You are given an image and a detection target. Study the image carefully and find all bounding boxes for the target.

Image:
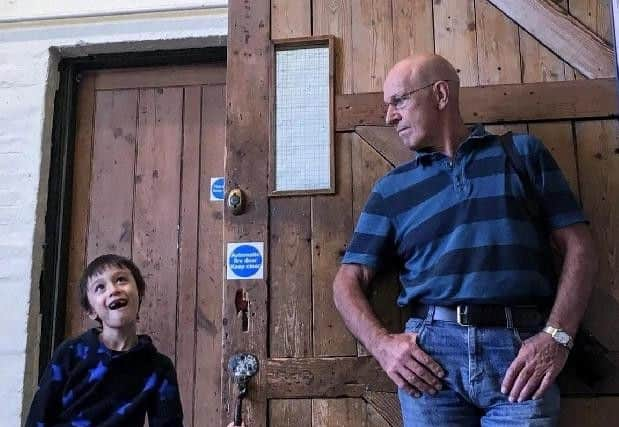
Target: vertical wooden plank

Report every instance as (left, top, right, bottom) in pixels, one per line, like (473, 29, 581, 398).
(66, 73, 96, 337)
(271, 0, 311, 39)
(133, 87, 183, 359)
(269, 197, 312, 358)
(312, 398, 367, 427)
(270, 0, 312, 360)
(433, 0, 479, 86)
(312, 134, 357, 357)
(475, 0, 521, 84)
(351, 0, 395, 92)
(528, 122, 580, 199)
(352, 133, 401, 354)
(87, 89, 138, 261)
(575, 119, 619, 349)
(86, 86, 138, 353)
(269, 400, 312, 427)
(270, 4, 314, 425)
(223, 1, 270, 425)
(569, 0, 613, 44)
(392, 0, 434, 60)
(313, 0, 354, 94)
(175, 86, 201, 427)
(194, 83, 226, 425)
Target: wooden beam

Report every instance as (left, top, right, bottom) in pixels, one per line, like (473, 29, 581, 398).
(355, 126, 411, 166)
(265, 357, 395, 398)
(336, 78, 619, 130)
(487, 0, 614, 78)
(264, 349, 619, 399)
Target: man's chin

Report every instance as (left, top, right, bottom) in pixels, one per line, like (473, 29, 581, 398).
(401, 139, 420, 151)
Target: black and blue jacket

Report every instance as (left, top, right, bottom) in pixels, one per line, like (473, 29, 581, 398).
(26, 328, 183, 427)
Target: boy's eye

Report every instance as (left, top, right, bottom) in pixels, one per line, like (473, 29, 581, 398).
(116, 276, 127, 283)
(94, 284, 104, 292)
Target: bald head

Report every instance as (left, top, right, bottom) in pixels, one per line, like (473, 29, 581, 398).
(383, 53, 467, 152)
(387, 53, 460, 97)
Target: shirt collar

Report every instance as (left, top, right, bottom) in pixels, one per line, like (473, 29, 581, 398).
(414, 124, 490, 165)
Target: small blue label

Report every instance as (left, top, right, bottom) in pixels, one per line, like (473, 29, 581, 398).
(228, 244, 263, 278)
(211, 177, 225, 201)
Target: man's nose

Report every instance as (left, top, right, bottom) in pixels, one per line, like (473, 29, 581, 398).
(385, 104, 400, 125)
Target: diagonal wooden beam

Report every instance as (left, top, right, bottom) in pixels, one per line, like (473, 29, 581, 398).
(488, 0, 614, 78)
(363, 392, 403, 426)
(355, 126, 411, 167)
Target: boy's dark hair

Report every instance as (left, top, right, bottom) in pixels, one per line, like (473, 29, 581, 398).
(79, 254, 146, 312)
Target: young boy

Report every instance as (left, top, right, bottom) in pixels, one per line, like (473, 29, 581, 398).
(26, 254, 183, 426)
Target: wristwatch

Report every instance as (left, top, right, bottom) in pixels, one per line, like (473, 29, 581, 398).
(543, 325, 574, 350)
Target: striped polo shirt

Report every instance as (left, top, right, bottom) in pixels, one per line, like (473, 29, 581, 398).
(342, 125, 586, 306)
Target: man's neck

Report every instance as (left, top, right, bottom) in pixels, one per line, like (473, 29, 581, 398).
(99, 324, 138, 351)
(435, 118, 470, 158)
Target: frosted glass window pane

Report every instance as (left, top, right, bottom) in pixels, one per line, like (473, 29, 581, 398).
(275, 46, 331, 192)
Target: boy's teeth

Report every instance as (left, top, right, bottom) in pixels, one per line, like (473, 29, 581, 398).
(109, 299, 128, 310)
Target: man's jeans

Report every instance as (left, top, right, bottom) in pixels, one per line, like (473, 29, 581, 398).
(398, 307, 560, 427)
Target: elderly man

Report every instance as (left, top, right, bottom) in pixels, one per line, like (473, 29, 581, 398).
(333, 53, 597, 426)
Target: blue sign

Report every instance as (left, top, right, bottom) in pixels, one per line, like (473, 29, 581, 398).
(227, 243, 264, 279)
(211, 177, 225, 201)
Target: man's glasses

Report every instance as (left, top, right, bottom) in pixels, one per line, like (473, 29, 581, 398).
(385, 80, 452, 110)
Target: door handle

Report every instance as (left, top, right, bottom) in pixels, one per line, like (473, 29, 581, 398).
(227, 188, 245, 215)
(227, 352, 259, 426)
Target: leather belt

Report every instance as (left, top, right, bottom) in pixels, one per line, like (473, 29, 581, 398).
(410, 304, 546, 328)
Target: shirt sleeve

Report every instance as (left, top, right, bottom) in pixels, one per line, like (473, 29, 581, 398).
(25, 341, 72, 427)
(520, 135, 587, 230)
(342, 182, 396, 270)
(148, 356, 184, 427)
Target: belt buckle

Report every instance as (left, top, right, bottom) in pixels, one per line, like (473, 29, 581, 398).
(456, 305, 469, 326)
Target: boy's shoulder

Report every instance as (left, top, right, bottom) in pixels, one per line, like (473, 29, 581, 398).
(52, 329, 99, 358)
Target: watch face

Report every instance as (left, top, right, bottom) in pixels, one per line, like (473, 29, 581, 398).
(555, 331, 570, 345)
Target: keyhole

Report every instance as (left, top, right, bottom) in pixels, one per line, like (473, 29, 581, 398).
(235, 289, 249, 332)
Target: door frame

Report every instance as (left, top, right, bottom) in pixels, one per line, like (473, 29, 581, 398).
(40, 46, 227, 377)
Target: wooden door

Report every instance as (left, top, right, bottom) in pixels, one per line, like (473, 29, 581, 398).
(65, 64, 226, 427)
(222, 2, 405, 425)
(224, 1, 619, 426)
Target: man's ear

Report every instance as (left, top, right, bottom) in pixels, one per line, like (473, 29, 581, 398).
(435, 81, 450, 110)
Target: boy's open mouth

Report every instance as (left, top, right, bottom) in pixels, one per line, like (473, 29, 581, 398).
(108, 299, 128, 310)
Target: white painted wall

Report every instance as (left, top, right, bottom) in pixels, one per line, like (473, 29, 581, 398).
(1, 0, 224, 21)
(0, 4, 227, 425)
